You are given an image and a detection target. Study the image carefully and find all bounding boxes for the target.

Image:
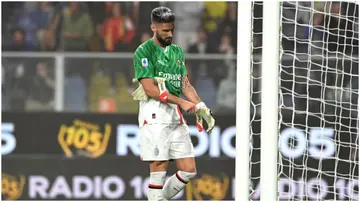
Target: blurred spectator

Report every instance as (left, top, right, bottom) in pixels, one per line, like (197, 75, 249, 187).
(168, 2, 204, 51)
(62, 2, 94, 51)
(188, 29, 215, 54)
(187, 28, 215, 82)
(203, 2, 228, 52)
(121, 2, 140, 24)
(215, 66, 236, 114)
(14, 2, 52, 50)
(8, 64, 29, 111)
(218, 33, 234, 54)
(27, 61, 54, 111)
(8, 28, 28, 51)
(37, 2, 56, 51)
(64, 70, 86, 112)
(89, 24, 105, 52)
(224, 2, 237, 52)
(217, 33, 235, 85)
(194, 64, 216, 110)
(140, 32, 151, 43)
(101, 3, 135, 52)
(47, 2, 68, 50)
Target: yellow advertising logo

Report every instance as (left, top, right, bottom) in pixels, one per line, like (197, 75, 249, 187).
(186, 173, 230, 200)
(58, 119, 111, 158)
(2, 173, 25, 200)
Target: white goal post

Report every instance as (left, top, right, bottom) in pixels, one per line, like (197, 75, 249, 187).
(260, 0, 280, 201)
(236, 0, 252, 201)
(237, 0, 359, 201)
(236, 0, 280, 200)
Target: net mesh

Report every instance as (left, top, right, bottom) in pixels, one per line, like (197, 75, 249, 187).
(250, 1, 359, 200)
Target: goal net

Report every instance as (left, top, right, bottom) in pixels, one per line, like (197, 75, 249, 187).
(249, 1, 359, 200)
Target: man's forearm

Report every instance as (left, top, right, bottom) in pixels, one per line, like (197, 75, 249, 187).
(144, 83, 185, 106)
(181, 75, 201, 104)
(183, 86, 201, 104)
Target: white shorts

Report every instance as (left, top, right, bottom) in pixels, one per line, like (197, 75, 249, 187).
(139, 123, 195, 161)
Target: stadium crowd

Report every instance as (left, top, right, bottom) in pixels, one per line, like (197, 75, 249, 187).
(2, 2, 238, 53)
(2, 2, 358, 117)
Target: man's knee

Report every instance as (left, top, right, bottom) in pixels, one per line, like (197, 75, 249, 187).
(181, 165, 197, 173)
(149, 161, 169, 172)
(176, 157, 197, 173)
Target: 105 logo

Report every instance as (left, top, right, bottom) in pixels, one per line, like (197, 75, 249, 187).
(58, 119, 111, 158)
(186, 173, 230, 200)
(2, 173, 25, 200)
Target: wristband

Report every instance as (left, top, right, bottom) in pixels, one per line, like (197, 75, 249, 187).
(195, 102, 206, 111)
(155, 77, 168, 103)
(159, 91, 168, 103)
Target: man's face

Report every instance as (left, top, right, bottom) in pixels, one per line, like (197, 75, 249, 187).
(70, 2, 79, 12)
(36, 63, 48, 77)
(198, 30, 206, 43)
(153, 22, 174, 46)
(13, 31, 24, 43)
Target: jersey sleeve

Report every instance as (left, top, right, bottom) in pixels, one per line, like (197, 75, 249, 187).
(133, 47, 154, 80)
(179, 48, 188, 76)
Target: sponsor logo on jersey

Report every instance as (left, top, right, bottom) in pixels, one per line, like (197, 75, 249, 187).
(141, 58, 148, 68)
(158, 72, 182, 88)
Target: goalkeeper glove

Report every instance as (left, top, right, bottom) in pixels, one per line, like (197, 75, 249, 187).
(195, 102, 215, 134)
(131, 79, 148, 101)
(132, 85, 148, 101)
(131, 77, 168, 102)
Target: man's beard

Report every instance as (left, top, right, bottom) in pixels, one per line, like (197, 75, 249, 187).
(156, 33, 172, 47)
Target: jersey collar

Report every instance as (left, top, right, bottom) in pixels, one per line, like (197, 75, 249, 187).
(150, 39, 169, 52)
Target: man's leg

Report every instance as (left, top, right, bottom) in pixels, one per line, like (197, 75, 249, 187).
(148, 161, 169, 201)
(162, 124, 197, 200)
(139, 124, 171, 201)
(163, 157, 197, 199)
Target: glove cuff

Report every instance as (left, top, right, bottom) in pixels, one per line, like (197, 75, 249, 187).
(195, 102, 206, 111)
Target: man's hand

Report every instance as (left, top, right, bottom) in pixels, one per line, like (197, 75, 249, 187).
(195, 102, 215, 134)
(180, 100, 196, 113)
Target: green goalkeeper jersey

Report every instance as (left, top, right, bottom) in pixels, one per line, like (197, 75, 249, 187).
(133, 39, 187, 97)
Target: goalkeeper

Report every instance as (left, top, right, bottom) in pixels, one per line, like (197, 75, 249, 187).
(132, 6, 215, 201)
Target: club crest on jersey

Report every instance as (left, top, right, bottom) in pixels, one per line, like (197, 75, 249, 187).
(177, 59, 181, 67)
(154, 146, 159, 156)
(141, 58, 148, 68)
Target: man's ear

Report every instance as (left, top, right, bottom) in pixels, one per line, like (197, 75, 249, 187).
(150, 23, 156, 32)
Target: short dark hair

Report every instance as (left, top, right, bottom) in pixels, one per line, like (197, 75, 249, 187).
(151, 6, 175, 23)
(12, 28, 25, 36)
